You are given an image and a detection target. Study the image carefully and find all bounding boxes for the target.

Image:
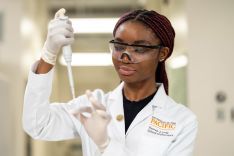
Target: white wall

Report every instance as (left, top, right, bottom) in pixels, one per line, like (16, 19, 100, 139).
(0, 77, 13, 156)
(0, 1, 25, 156)
(187, 0, 234, 155)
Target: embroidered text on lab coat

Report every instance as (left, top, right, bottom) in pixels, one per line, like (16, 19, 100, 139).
(147, 116, 176, 137)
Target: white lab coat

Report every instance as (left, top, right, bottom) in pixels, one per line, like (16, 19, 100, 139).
(23, 62, 198, 156)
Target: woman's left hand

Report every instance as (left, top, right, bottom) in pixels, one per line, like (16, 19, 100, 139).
(70, 90, 111, 152)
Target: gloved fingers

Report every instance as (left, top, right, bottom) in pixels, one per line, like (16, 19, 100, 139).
(80, 108, 111, 124)
(49, 29, 74, 40)
(79, 112, 88, 125)
(61, 37, 74, 46)
(86, 90, 106, 111)
(48, 21, 74, 33)
(51, 18, 72, 26)
(47, 29, 74, 41)
(70, 106, 92, 115)
(96, 110, 112, 122)
(65, 20, 74, 32)
(53, 28, 74, 38)
(46, 36, 73, 49)
(69, 106, 93, 120)
(45, 38, 73, 53)
(90, 97, 105, 111)
(66, 19, 72, 25)
(53, 23, 73, 33)
(48, 18, 64, 29)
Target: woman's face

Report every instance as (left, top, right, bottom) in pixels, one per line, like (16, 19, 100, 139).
(112, 20, 162, 84)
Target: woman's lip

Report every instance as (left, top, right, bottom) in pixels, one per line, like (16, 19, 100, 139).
(118, 65, 136, 76)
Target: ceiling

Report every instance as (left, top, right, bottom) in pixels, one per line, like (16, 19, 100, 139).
(48, 0, 145, 18)
(45, 0, 187, 56)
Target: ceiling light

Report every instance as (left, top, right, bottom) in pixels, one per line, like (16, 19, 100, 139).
(70, 18, 119, 34)
(171, 17, 188, 34)
(20, 18, 34, 37)
(59, 52, 113, 66)
(168, 55, 188, 69)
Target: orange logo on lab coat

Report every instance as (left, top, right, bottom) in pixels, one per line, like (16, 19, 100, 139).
(150, 117, 176, 130)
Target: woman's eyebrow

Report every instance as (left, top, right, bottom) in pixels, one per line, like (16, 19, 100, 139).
(114, 38, 152, 45)
(133, 40, 151, 45)
(114, 38, 123, 42)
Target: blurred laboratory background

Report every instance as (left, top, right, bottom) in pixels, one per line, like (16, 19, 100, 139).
(0, 0, 234, 155)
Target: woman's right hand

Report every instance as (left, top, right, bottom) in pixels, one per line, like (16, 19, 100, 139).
(41, 10, 74, 65)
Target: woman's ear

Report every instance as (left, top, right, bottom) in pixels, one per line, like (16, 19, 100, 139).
(159, 47, 170, 62)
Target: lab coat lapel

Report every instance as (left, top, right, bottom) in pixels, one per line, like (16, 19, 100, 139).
(126, 84, 167, 136)
(108, 82, 125, 140)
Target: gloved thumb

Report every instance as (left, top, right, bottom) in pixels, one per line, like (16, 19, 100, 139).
(54, 8, 67, 19)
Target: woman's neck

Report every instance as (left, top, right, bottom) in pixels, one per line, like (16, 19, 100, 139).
(123, 81, 157, 102)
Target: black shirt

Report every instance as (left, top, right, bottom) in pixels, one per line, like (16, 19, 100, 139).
(123, 90, 156, 133)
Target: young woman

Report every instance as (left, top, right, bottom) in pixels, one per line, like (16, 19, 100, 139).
(23, 9, 198, 156)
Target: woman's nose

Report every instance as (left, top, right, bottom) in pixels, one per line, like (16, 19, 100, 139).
(120, 51, 132, 63)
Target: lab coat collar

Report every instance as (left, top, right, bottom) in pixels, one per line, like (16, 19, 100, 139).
(108, 82, 167, 109)
(108, 82, 168, 137)
(126, 83, 167, 135)
(107, 82, 125, 140)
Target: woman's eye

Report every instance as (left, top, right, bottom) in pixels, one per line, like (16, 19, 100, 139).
(114, 44, 125, 51)
(134, 47, 146, 53)
(134, 47, 152, 53)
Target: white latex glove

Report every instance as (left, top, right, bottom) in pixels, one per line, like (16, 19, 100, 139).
(70, 90, 111, 152)
(42, 8, 74, 65)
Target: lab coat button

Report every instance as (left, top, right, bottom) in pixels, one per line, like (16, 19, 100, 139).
(116, 114, 124, 121)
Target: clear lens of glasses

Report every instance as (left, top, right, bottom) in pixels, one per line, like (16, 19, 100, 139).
(109, 42, 158, 63)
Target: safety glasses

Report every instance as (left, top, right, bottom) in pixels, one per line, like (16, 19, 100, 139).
(109, 40, 162, 63)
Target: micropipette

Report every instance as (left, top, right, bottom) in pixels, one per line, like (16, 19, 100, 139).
(56, 8, 76, 99)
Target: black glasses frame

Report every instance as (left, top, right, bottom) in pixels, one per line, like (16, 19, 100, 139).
(109, 40, 162, 49)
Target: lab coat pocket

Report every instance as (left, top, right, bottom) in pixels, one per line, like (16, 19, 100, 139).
(137, 132, 170, 156)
